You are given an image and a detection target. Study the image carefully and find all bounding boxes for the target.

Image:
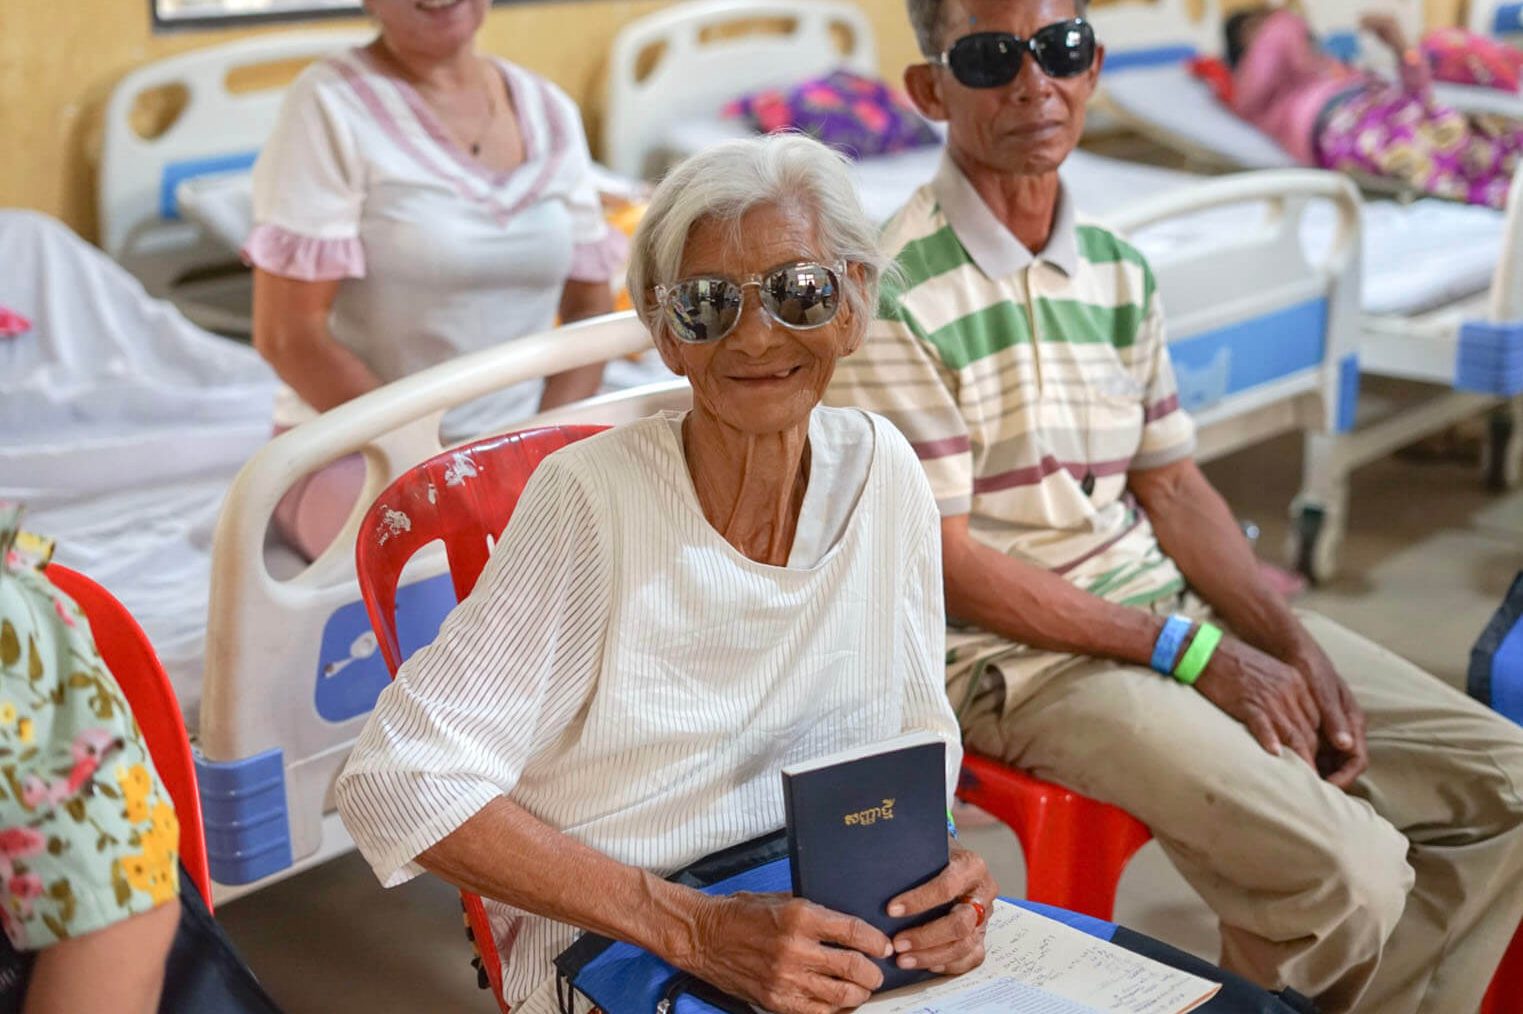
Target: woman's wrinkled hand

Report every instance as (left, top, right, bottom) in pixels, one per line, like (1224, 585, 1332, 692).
(882, 843, 997, 976)
(683, 891, 893, 1014)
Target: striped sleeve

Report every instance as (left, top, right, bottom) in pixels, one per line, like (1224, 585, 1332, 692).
(335, 455, 610, 887)
(1132, 290, 1197, 471)
(828, 294, 974, 516)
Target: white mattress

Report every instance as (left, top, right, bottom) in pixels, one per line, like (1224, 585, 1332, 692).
(661, 118, 1502, 318)
(1099, 64, 1299, 170)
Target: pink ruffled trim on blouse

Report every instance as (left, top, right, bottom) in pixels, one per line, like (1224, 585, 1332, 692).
(0, 306, 31, 339)
(567, 227, 629, 284)
(241, 224, 367, 282)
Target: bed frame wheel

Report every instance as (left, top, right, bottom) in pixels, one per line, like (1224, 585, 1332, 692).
(1289, 502, 1341, 586)
(1483, 407, 1521, 492)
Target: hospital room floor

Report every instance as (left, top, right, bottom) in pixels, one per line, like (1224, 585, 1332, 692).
(216, 384, 1523, 1011)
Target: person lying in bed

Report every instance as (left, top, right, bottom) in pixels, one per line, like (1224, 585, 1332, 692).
(246, 0, 637, 559)
(334, 135, 997, 1014)
(1225, 7, 1521, 208)
(825, 0, 1523, 1011)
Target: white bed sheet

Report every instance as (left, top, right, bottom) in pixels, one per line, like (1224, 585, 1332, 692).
(1100, 65, 1298, 170)
(661, 118, 1501, 318)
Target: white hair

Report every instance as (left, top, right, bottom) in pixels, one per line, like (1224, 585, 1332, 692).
(627, 134, 890, 339)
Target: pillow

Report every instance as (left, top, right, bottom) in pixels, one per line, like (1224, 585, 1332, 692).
(1421, 27, 1523, 93)
(1188, 55, 1236, 106)
(0, 306, 30, 340)
(723, 70, 940, 160)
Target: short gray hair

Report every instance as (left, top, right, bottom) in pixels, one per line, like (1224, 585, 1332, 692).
(628, 134, 889, 338)
(907, 0, 1089, 57)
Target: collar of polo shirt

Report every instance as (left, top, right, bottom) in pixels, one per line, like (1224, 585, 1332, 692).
(930, 151, 1080, 280)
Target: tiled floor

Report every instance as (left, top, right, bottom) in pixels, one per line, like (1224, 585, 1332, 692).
(216, 416, 1523, 1012)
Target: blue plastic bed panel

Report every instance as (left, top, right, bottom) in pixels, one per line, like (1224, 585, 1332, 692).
(1103, 45, 1199, 73)
(1493, 4, 1523, 34)
(313, 572, 458, 724)
(196, 747, 293, 886)
(158, 150, 260, 220)
(1337, 353, 1360, 434)
(1456, 320, 1523, 397)
(1166, 298, 1330, 415)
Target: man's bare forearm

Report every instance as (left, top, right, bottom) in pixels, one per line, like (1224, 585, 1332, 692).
(1131, 460, 1315, 664)
(941, 516, 1165, 667)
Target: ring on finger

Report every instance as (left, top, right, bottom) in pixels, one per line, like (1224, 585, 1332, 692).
(959, 895, 988, 927)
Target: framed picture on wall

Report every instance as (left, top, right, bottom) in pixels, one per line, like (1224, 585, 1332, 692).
(151, 0, 522, 31)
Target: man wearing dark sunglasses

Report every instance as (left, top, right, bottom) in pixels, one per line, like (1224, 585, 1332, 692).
(826, 2, 1523, 1013)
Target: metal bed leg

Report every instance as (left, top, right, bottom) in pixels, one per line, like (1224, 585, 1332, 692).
(1289, 431, 1350, 586)
(1483, 396, 1523, 492)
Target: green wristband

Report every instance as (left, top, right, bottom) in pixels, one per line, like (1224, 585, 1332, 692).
(1172, 622, 1223, 686)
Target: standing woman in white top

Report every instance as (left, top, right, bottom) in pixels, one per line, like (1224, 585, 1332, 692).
(244, 0, 633, 558)
(336, 136, 996, 1014)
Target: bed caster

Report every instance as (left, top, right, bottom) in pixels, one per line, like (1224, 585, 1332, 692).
(1289, 502, 1341, 586)
(1483, 407, 1521, 492)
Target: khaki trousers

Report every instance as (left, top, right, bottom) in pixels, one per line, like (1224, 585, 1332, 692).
(962, 611, 1523, 1014)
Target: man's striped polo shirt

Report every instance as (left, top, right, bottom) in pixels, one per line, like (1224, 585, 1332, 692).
(826, 153, 1197, 701)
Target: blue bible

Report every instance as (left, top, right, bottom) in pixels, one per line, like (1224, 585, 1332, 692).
(781, 731, 953, 993)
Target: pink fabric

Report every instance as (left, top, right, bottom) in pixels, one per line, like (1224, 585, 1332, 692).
(0, 306, 31, 339)
(270, 425, 366, 562)
(1231, 12, 1369, 164)
(567, 227, 629, 284)
(1422, 27, 1523, 93)
(241, 223, 366, 283)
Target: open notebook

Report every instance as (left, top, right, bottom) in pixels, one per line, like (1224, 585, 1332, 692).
(857, 900, 1220, 1014)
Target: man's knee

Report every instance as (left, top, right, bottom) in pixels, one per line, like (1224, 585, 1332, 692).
(1322, 821, 1412, 952)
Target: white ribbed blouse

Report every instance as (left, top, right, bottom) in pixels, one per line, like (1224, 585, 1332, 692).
(335, 407, 960, 1009)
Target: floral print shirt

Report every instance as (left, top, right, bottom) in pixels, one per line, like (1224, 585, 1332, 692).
(0, 503, 179, 951)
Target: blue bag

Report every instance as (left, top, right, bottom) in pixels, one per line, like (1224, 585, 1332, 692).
(1470, 572, 1523, 725)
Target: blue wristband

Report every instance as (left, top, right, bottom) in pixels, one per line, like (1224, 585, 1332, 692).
(1151, 614, 1195, 675)
(947, 808, 959, 840)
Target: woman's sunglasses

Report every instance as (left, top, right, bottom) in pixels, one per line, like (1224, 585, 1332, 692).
(930, 19, 1098, 89)
(655, 261, 844, 344)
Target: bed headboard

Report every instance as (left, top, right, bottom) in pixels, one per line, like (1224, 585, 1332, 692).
(99, 30, 370, 295)
(603, 0, 876, 179)
(1470, 0, 1523, 37)
(1087, 0, 1218, 70)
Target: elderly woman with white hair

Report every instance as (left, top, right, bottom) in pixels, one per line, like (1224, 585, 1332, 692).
(335, 134, 996, 1014)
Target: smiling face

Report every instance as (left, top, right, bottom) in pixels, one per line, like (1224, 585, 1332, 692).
(654, 202, 864, 437)
(367, 0, 488, 60)
(906, 0, 1103, 178)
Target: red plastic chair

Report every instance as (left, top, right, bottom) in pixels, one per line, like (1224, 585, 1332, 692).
(955, 753, 1152, 919)
(356, 425, 607, 1012)
(1482, 923, 1523, 1014)
(43, 564, 213, 911)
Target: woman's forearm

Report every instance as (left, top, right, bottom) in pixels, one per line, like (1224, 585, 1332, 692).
(419, 795, 707, 967)
(252, 269, 383, 413)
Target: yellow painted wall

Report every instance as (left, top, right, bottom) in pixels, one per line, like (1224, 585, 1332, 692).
(0, 0, 1466, 239)
(0, 0, 919, 240)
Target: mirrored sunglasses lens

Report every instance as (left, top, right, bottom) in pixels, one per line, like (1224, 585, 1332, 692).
(1033, 20, 1095, 78)
(667, 279, 741, 342)
(761, 264, 840, 328)
(948, 33, 1022, 88)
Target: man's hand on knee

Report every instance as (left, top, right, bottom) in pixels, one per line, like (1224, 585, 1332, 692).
(1195, 637, 1323, 768)
(1287, 641, 1369, 789)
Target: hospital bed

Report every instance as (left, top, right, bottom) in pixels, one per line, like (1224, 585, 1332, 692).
(604, 0, 1523, 580)
(99, 30, 371, 335)
(193, 158, 1364, 896)
(1472, 0, 1523, 45)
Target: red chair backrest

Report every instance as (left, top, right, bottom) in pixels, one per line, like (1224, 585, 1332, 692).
(356, 426, 609, 675)
(354, 425, 608, 1013)
(43, 564, 214, 911)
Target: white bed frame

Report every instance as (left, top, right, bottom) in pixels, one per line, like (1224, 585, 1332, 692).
(99, 30, 369, 336)
(1090, 0, 1523, 573)
(602, 0, 876, 179)
(195, 164, 1362, 899)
